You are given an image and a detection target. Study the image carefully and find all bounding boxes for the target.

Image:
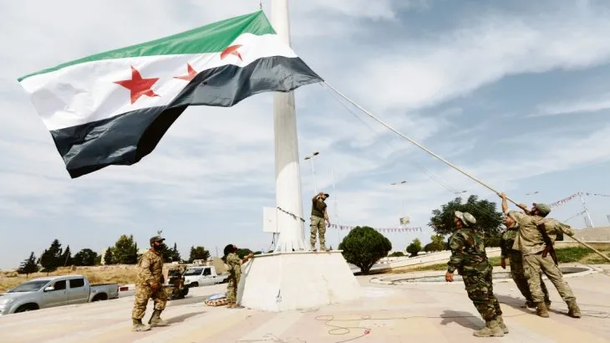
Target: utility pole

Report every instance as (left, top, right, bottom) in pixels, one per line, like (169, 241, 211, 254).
(579, 192, 594, 228)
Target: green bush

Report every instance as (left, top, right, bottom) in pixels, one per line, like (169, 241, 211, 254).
(406, 238, 422, 257)
(389, 251, 405, 257)
(339, 226, 392, 274)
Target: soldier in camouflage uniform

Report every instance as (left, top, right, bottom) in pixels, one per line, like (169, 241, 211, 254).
(131, 236, 169, 332)
(500, 215, 550, 309)
(223, 244, 254, 308)
(310, 192, 331, 251)
(499, 193, 581, 319)
(446, 211, 506, 338)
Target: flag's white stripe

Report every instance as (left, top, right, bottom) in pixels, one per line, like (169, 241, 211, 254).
(20, 33, 298, 131)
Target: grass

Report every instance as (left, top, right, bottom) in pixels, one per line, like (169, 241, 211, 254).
(0, 265, 140, 293)
(388, 247, 610, 275)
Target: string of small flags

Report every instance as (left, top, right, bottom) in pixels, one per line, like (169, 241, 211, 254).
(549, 192, 610, 208)
(329, 223, 422, 232)
(549, 193, 580, 208)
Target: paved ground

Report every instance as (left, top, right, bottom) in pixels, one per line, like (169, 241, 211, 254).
(1, 264, 609, 343)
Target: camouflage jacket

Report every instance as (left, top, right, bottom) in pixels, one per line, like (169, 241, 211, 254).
(541, 217, 575, 243)
(507, 210, 546, 256)
(508, 211, 575, 256)
(136, 249, 164, 286)
(500, 225, 520, 258)
(447, 228, 490, 275)
(226, 252, 241, 276)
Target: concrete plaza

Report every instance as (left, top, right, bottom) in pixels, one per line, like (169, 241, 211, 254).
(1, 264, 609, 343)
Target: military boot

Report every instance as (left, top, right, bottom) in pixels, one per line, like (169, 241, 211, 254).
(536, 302, 549, 318)
(132, 319, 151, 332)
(522, 300, 536, 309)
(148, 310, 169, 327)
(496, 315, 509, 334)
(473, 319, 504, 337)
(567, 300, 581, 318)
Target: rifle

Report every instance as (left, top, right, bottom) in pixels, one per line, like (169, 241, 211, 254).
(537, 223, 558, 265)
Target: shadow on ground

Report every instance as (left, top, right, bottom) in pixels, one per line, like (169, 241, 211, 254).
(440, 310, 483, 330)
(166, 311, 207, 324)
(496, 294, 532, 315)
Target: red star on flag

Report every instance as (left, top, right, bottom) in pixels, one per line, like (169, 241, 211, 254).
(220, 44, 243, 61)
(114, 66, 159, 104)
(174, 63, 198, 81)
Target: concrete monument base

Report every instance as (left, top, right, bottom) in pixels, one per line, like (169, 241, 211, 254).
(238, 250, 362, 312)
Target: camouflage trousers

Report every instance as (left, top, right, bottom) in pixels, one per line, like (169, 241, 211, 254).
(509, 251, 550, 304)
(523, 252, 576, 303)
(310, 215, 326, 249)
(227, 273, 240, 304)
(462, 268, 503, 321)
(132, 283, 167, 320)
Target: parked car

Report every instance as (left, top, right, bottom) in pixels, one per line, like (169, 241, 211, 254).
(0, 275, 119, 315)
(183, 266, 229, 287)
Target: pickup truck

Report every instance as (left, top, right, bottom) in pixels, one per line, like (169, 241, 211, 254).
(0, 275, 119, 315)
(183, 266, 229, 287)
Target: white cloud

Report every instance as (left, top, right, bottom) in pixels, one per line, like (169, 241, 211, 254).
(348, 2, 610, 111)
(535, 93, 610, 116)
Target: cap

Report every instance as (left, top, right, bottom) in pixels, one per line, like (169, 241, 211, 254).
(324, 193, 330, 197)
(533, 203, 551, 217)
(150, 235, 166, 245)
(454, 211, 477, 227)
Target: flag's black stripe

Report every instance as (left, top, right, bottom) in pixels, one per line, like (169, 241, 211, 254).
(49, 56, 323, 178)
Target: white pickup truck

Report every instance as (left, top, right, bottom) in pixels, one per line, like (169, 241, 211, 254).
(0, 275, 119, 315)
(183, 266, 229, 287)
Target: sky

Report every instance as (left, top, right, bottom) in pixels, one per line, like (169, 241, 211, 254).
(1, 0, 610, 269)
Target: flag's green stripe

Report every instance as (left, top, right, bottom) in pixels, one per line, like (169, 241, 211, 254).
(18, 11, 275, 82)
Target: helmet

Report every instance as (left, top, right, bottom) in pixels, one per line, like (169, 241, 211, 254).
(149, 235, 165, 245)
(454, 211, 477, 227)
(533, 203, 551, 217)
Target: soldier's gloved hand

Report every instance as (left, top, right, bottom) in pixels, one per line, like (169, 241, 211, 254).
(150, 281, 160, 291)
(500, 258, 506, 269)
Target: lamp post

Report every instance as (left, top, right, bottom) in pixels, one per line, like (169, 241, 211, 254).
(454, 190, 467, 197)
(304, 151, 320, 193)
(391, 180, 408, 220)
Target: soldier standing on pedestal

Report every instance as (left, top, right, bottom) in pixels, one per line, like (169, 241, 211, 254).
(310, 192, 331, 251)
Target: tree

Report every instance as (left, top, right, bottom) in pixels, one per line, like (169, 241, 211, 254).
(388, 251, 404, 257)
(158, 242, 182, 263)
(103, 247, 115, 265)
(73, 248, 98, 266)
(112, 235, 138, 264)
(189, 246, 210, 263)
(39, 239, 63, 272)
(236, 248, 253, 259)
(424, 234, 446, 252)
(17, 252, 39, 277)
(61, 245, 73, 266)
(406, 238, 422, 257)
(338, 226, 392, 274)
(171, 243, 181, 262)
(429, 195, 503, 246)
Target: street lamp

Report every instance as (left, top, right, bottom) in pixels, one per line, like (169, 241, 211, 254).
(304, 151, 320, 193)
(391, 180, 408, 219)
